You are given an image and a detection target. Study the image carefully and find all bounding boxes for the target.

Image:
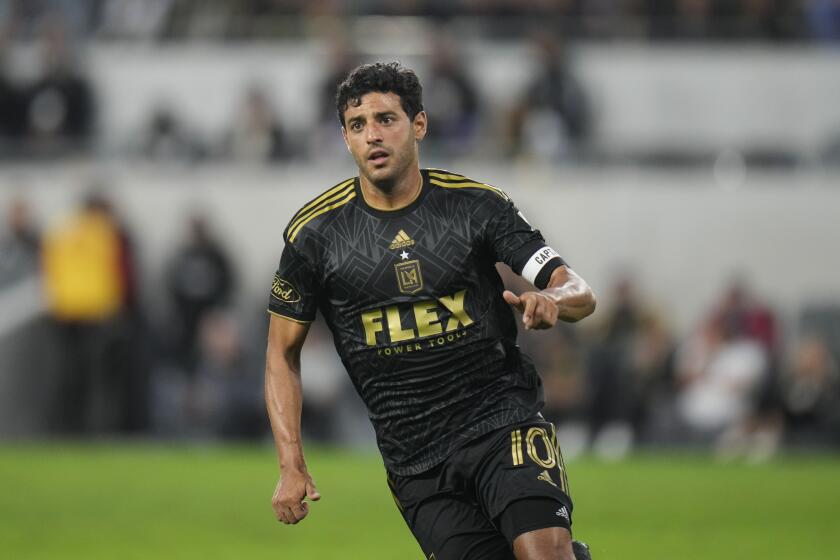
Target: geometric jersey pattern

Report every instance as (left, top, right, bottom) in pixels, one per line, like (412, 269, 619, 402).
(269, 169, 563, 475)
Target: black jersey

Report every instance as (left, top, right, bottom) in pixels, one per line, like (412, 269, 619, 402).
(269, 169, 566, 475)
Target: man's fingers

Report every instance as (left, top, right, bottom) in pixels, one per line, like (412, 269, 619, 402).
(502, 290, 522, 311)
(306, 480, 321, 501)
(275, 504, 294, 524)
(522, 295, 538, 328)
(275, 501, 309, 524)
(291, 501, 309, 522)
(504, 291, 553, 329)
(272, 475, 317, 525)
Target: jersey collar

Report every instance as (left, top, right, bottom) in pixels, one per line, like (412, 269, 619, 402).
(354, 169, 430, 218)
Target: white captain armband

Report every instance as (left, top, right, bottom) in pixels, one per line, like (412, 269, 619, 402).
(521, 246, 566, 289)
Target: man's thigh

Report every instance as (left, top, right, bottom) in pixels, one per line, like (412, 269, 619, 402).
(512, 526, 575, 560)
(388, 473, 513, 560)
(411, 495, 513, 560)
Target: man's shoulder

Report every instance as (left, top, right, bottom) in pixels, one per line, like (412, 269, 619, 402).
(284, 175, 358, 244)
(425, 168, 511, 204)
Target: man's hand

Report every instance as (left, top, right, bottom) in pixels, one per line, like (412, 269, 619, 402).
(503, 290, 559, 330)
(504, 266, 596, 327)
(272, 467, 321, 525)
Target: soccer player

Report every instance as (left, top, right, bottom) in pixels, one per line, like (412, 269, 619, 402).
(265, 62, 596, 560)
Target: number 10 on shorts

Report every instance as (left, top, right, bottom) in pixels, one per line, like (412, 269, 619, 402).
(510, 426, 569, 493)
(510, 426, 557, 467)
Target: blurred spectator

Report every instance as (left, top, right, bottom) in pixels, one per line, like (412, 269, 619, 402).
(95, 192, 150, 433)
(0, 196, 40, 289)
(224, 84, 290, 163)
(23, 20, 96, 153)
(41, 193, 124, 433)
(166, 213, 236, 371)
(0, 31, 26, 150)
(0, 194, 44, 340)
(422, 32, 480, 157)
(187, 310, 264, 439)
(675, 314, 769, 441)
(0, 195, 47, 437)
(584, 277, 649, 458)
(714, 331, 840, 461)
(777, 334, 840, 445)
(626, 313, 677, 441)
(142, 105, 205, 162)
(42, 194, 123, 329)
(709, 278, 778, 352)
(507, 32, 590, 162)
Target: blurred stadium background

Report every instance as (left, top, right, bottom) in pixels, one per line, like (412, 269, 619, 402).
(1, 1, 840, 558)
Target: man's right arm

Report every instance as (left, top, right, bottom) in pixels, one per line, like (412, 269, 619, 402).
(265, 313, 321, 525)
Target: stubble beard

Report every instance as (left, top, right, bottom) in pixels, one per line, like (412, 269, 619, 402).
(360, 143, 416, 195)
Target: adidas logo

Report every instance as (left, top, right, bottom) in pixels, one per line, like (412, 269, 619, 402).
(389, 229, 415, 250)
(556, 506, 569, 521)
(537, 469, 557, 488)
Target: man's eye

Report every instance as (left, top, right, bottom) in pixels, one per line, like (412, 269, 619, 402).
(382, 116, 392, 124)
(351, 122, 363, 131)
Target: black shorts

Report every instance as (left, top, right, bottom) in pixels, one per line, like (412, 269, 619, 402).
(387, 416, 573, 560)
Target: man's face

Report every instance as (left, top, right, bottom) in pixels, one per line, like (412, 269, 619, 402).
(342, 92, 426, 188)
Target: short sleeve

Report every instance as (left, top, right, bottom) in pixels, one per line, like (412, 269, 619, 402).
(485, 200, 567, 289)
(268, 243, 319, 323)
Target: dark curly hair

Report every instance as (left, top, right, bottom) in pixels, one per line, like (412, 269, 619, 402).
(335, 62, 424, 126)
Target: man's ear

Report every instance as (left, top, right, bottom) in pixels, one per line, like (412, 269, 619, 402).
(413, 111, 427, 141)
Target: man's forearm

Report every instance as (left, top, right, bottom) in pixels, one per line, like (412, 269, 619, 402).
(544, 266, 596, 322)
(265, 356, 306, 470)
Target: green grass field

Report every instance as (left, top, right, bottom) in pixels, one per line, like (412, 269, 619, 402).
(1, 444, 838, 559)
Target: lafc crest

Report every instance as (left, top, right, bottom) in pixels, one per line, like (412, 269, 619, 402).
(395, 260, 423, 294)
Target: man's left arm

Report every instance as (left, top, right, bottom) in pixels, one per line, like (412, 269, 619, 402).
(481, 193, 595, 328)
(503, 265, 596, 329)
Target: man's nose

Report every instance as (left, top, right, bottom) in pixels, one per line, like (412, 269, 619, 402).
(366, 123, 383, 143)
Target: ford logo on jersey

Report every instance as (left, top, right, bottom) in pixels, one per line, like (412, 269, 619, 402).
(271, 274, 302, 303)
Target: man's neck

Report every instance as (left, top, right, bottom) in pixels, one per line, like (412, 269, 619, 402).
(359, 167, 423, 211)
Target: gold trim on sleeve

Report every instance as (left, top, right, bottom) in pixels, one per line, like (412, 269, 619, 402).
(267, 310, 313, 324)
